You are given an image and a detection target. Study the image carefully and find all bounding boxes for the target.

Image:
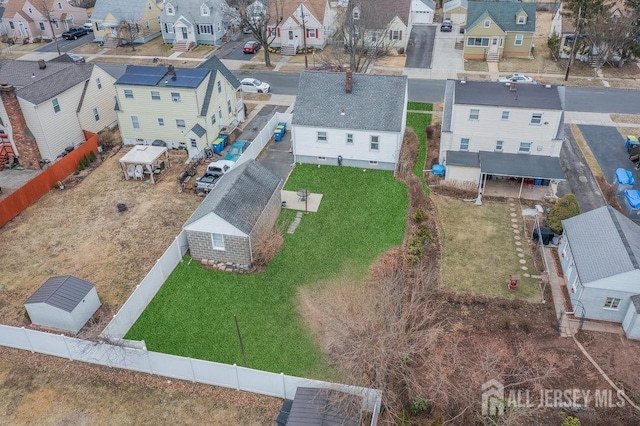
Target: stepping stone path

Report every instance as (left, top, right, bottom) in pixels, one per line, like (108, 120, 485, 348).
(515, 241, 522, 246)
(523, 273, 531, 278)
(514, 235, 521, 240)
(287, 212, 304, 234)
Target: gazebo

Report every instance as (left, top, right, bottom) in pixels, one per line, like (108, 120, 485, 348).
(119, 145, 171, 184)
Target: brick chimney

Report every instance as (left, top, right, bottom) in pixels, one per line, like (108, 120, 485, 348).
(345, 69, 352, 94)
(0, 83, 41, 170)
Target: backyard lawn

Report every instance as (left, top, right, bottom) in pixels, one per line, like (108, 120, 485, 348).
(126, 165, 408, 378)
(435, 196, 541, 301)
(406, 108, 432, 192)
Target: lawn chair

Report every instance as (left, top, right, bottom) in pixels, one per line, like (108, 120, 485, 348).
(134, 164, 144, 180)
(127, 164, 136, 180)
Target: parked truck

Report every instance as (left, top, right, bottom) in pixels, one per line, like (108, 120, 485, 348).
(193, 160, 235, 194)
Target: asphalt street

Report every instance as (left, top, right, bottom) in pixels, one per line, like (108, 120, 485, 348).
(35, 33, 95, 53)
(405, 25, 436, 69)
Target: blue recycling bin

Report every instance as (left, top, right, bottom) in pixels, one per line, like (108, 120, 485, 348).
(212, 136, 226, 154)
(274, 123, 286, 142)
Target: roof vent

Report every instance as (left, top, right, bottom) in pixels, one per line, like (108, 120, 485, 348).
(38, 59, 46, 70)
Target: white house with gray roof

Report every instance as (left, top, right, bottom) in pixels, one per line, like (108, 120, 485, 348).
(91, 0, 164, 44)
(558, 206, 640, 339)
(292, 70, 408, 171)
(439, 79, 565, 196)
(184, 160, 282, 267)
(160, 0, 232, 49)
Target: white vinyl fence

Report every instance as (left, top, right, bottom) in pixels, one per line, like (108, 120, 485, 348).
(236, 112, 293, 168)
(0, 324, 381, 421)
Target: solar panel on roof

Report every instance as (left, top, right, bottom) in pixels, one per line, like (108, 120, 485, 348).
(115, 65, 169, 86)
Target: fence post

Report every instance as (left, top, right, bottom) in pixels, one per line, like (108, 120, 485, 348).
(61, 334, 73, 360)
(189, 357, 196, 383)
(146, 347, 154, 374)
(281, 372, 286, 399)
(157, 258, 165, 280)
(22, 327, 34, 353)
(175, 235, 182, 261)
(234, 363, 240, 391)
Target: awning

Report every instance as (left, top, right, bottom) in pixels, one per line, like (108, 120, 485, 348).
(446, 150, 479, 167)
(479, 151, 565, 180)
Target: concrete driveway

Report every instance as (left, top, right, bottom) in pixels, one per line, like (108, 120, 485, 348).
(405, 23, 464, 79)
(405, 25, 436, 69)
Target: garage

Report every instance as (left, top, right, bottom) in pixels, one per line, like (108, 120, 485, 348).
(411, 0, 435, 25)
(444, 0, 468, 25)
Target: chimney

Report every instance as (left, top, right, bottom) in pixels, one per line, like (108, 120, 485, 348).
(0, 84, 41, 170)
(509, 80, 517, 92)
(167, 65, 176, 76)
(345, 69, 352, 94)
(38, 59, 46, 70)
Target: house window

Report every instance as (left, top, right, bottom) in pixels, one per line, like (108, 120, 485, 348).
(9, 22, 14, 30)
(131, 116, 140, 129)
(318, 156, 327, 161)
(390, 30, 402, 40)
(151, 91, 161, 100)
(190, 138, 197, 148)
(353, 9, 359, 20)
(530, 113, 543, 125)
(460, 138, 469, 151)
(346, 134, 353, 145)
(28, 7, 33, 13)
(218, 107, 222, 119)
(164, 23, 174, 33)
(211, 233, 225, 250)
(146, 21, 150, 30)
(307, 28, 316, 38)
(484, 19, 490, 28)
(227, 100, 232, 114)
(176, 119, 186, 129)
(166, 5, 174, 15)
(97, 23, 104, 31)
(55, 21, 59, 29)
(124, 89, 134, 99)
(517, 15, 526, 25)
(370, 135, 379, 151)
(201, 5, 209, 16)
(96, 78, 102, 89)
(171, 92, 181, 102)
(198, 24, 213, 34)
(58, 2, 62, 9)
(495, 140, 504, 152)
(158, 117, 165, 126)
(211, 115, 216, 125)
(467, 37, 489, 47)
(93, 107, 100, 121)
(371, 32, 378, 43)
(369, 160, 378, 165)
(501, 110, 510, 120)
(317, 131, 327, 142)
(217, 81, 222, 93)
(39, 22, 45, 31)
(514, 34, 524, 46)
(604, 297, 621, 310)
(519, 142, 532, 153)
(469, 109, 479, 120)
(52, 98, 61, 113)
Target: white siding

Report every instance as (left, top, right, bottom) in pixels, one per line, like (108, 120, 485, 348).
(292, 125, 401, 166)
(272, 13, 326, 49)
(77, 66, 118, 133)
(411, 0, 434, 25)
(449, 104, 563, 157)
(26, 303, 74, 332)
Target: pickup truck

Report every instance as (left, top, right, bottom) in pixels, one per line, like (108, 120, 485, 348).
(194, 160, 235, 193)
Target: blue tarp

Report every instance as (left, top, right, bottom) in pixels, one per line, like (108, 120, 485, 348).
(616, 168, 635, 185)
(625, 190, 640, 209)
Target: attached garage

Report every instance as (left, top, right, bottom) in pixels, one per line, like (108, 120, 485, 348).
(25, 276, 101, 334)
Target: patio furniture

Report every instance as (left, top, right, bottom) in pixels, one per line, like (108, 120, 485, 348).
(134, 164, 144, 180)
(127, 164, 136, 179)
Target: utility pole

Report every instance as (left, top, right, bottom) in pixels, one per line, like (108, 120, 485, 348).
(300, 4, 308, 69)
(564, 5, 581, 81)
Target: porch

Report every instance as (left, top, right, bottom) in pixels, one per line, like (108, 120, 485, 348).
(482, 177, 554, 201)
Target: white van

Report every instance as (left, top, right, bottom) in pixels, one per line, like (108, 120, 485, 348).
(83, 19, 93, 32)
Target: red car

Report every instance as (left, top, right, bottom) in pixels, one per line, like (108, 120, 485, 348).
(243, 41, 260, 54)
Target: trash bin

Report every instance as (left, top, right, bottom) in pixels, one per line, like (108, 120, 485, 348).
(613, 168, 635, 194)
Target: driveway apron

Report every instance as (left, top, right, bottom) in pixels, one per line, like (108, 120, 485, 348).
(405, 25, 436, 69)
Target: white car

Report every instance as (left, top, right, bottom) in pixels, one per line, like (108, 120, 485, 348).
(241, 78, 270, 93)
(497, 74, 535, 85)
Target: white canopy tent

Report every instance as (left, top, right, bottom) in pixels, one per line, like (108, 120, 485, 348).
(119, 145, 171, 184)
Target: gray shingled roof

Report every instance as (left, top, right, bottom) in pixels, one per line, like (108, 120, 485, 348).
(444, 0, 467, 12)
(91, 0, 153, 21)
(0, 59, 79, 88)
(631, 294, 640, 313)
(25, 276, 95, 312)
(292, 71, 407, 132)
(286, 387, 361, 426)
(442, 79, 455, 132)
(562, 206, 640, 284)
(479, 151, 565, 180)
(190, 123, 206, 137)
(454, 80, 563, 110)
(419, 0, 435, 10)
(467, 1, 536, 33)
(184, 160, 281, 234)
(198, 55, 241, 116)
(161, 0, 226, 25)
(446, 150, 479, 167)
(16, 63, 94, 105)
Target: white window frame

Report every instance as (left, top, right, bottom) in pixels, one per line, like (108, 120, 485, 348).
(211, 115, 216, 125)
(164, 23, 174, 33)
(467, 37, 489, 47)
(501, 110, 510, 121)
(514, 34, 524, 46)
(308, 28, 316, 38)
(517, 15, 526, 25)
(604, 297, 621, 310)
(124, 89, 134, 99)
(190, 138, 197, 148)
(518, 142, 532, 153)
(39, 22, 46, 31)
(484, 19, 490, 28)
(52, 98, 61, 113)
(176, 119, 186, 129)
(469, 109, 479, 121)
(317, 131, 327, 143)
(369, 160, 378, 166)
(131, 115, 140, 129)
(346, 133, 354, 145)
(353, 9, 359, 20)
(495, 140, 504, 152)
(157, 117, 165, 127)
(227, 100, 232, 114)
(371, 32, 378, 43)
(58, 2, 63, 9)
(460, 138, 470, 151)
(166, 4, 174, 15)
(211, 233, 225, 250)
(201, 4, 209, 16)
(171, 92, 181, 102)
(217, 81, 222, 93)
(530, 113, 543, 125)
(370, 135, 379, 151)
(390, 30, 401, 40)
(93, 107, 100, 121)
(150, 90, 161, 101)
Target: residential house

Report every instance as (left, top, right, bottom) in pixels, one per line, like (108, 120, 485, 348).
(464, 1, 536, 61)
(114, 56, 243, 159)
(443, 0, 467, 25)
(91, 0, 163, 45)
(1, 0, 89, 43)
(184, 159, 282, 268)
(410, 0, 435, 25)
(160, 0, 232, 50)
(0, 59, 117, 167)
(439, 79, 565, 195)
(351, 0, 412, 52)
(558, 206, 640, 340)
(292, 70, 408, 171)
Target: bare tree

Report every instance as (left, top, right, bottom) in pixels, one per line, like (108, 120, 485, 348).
(117, 18, 148, 51)
(227, 0, 285, 67)
(35, 0, 62, 56)
(581, 12, 639, 73)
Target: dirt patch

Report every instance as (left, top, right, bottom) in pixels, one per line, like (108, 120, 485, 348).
(179, 44, 217, 59)
(570, 123, 604, 178)
(242, 93, 271, 102)
(91, 57, 200, 67)
(617, 127, 640, 140)
(71, 42, 105, 55)
(374, 54, 407, 68)
(464, 60, 489, 72)
(611, 114, 640, 125)
(370, 69, 403, 75)
(103, 37, 172, 57)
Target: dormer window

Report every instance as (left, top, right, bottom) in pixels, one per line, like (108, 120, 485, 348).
(28, 7, 33, 13)
(201, 5, 209, 16)
(353, 8, 360, 20)
(166, 4, 174, 15)
(484, 19, 490, 28)
(517, 15, 526, 24)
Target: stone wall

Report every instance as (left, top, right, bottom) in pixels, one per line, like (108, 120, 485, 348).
(186, 230, 251, 265)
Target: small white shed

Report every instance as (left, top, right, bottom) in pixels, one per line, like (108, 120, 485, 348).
(25, 276, 101, 334)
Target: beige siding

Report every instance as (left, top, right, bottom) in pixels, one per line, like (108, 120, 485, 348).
(503, 32, 533, 57)
(463, 18, 504, 59)
(444, 165, 481, 185)
(77, 66, 118, 133)
(140, 1, 163, 36)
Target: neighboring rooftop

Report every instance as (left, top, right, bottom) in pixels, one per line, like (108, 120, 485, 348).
(467, 1, 536, 32)
(0, 59, 79, 88)
(286, 387, 362, 426)
(17, 63, 94, 105)
(444, 0, 468, 12)
(562, 206, 640, 284)
(453, 80, 564, 110)
(293, 71, 407, 132)
(25, 275, 95, 312)
(91, 0, 157, 21)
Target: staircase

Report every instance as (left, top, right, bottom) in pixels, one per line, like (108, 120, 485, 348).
(0, 141, 17, 172)
(589, 54, 601, 68)
(280, 44, 297, 56)
(486, 52, 499, 62)
(101, 37, 120, 49)
(454, 39, 464, 50)
(172, 40, 192, 52)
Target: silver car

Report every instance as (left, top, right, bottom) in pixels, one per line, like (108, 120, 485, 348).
(241, 78, 270, 93)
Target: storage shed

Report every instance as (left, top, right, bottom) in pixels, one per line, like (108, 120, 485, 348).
(24, 276, 101, 334)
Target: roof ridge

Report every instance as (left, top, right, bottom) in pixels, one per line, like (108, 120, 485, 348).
(607, 206, 640, 269)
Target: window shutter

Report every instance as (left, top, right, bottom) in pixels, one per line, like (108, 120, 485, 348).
(399, 31, 402, 40)
(268, 27, 272, 36)
(306, 28, 309, 38)
(196, 25, 200, 34)
(389, 30, 392, 39)
(277, 27, 280, 37)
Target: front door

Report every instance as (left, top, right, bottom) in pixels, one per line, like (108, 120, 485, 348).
(18, 23, 27, 36)
(288, 31, 294, 40)
(181, 27, 188, 40)
(490, 37, 500, 53)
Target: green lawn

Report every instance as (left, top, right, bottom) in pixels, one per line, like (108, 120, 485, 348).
(436, 197, 540, 301)
(407, 102, 433, 112)
(126, 165, 408, 378)
(407, 109, 432, 192)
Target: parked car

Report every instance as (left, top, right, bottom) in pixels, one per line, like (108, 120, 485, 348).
(68, 54, 85, 63)
(225, 140, 249, 162)
(83, 19, 93, 32)
(440, 19, 453, 32)
(195, 160, 235, 193)
(497, 74, 535, 84)
(243, 41, 260, 53)
(62, 27, 88, 40)
(241, 78, 270, 93)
